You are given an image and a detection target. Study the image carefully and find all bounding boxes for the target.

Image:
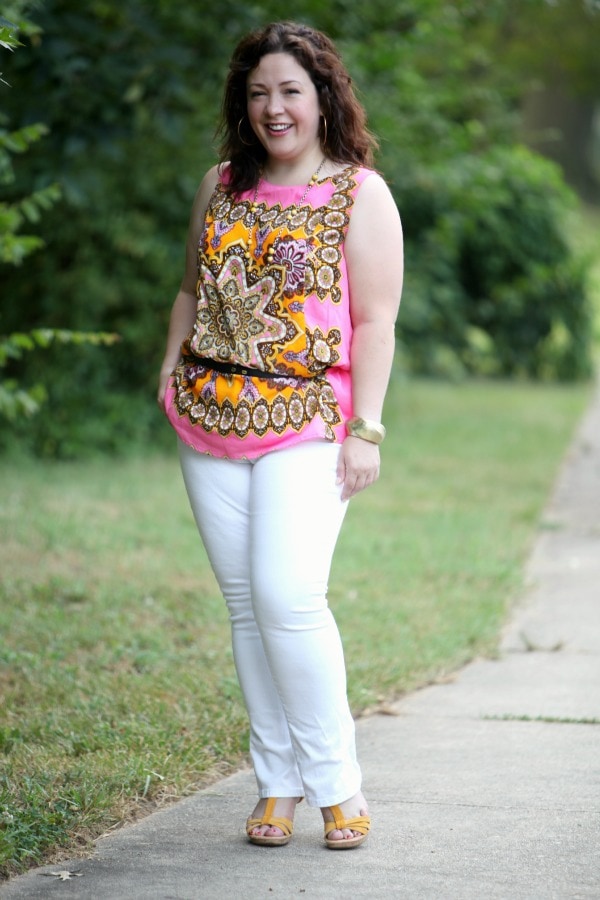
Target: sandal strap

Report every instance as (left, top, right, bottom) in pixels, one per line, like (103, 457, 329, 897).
(246, 798, 294, 837)
(246, 815, 293, 836)
(323, 804, 371, 838)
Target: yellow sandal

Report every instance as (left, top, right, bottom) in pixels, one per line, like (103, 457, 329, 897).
(246, 797, 299, 847)
(323, 804, 371, 849)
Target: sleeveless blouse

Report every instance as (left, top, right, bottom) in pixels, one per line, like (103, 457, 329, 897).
(165, 164, 374, 458)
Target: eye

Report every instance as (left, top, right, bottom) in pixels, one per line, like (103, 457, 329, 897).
(249, 90, 266, 99)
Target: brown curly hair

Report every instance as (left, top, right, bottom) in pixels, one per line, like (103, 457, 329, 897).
(218, 21, 378, 195)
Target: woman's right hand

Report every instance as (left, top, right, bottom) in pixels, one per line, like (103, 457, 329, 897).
(157, 367, 173, 415)
(336, 436, 381, 501)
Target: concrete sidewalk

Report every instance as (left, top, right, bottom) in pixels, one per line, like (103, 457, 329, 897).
(3, 387, 599, 899)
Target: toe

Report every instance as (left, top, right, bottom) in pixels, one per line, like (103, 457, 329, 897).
(328, 828, 344, 841)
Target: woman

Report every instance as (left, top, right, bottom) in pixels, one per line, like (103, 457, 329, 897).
(158, 21, 403, 849)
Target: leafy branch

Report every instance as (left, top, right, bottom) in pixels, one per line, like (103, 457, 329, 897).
(1, 8, 119, 425)
(0, 329, 120, 420)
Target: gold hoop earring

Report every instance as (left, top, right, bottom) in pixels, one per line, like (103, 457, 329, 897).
(237, 117, 254, 147)
(320, 115, 328, 150)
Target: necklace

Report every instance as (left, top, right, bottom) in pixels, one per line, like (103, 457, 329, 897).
(244, 157, 326, 265)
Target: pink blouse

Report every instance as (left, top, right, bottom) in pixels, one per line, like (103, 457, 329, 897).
(165, 164, 374, 458)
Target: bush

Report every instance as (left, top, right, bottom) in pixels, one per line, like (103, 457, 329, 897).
(396, 146, 593, 380)
(1, 4, 594, 459)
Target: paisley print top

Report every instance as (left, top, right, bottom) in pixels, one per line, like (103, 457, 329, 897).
(165, 164, 374, 458)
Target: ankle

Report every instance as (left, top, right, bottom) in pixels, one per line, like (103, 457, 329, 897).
(321, 792, 368, 819)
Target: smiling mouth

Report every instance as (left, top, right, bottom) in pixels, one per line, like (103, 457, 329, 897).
(266, 124, 292, 134)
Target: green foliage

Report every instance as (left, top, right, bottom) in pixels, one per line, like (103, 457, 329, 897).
(0, 329, 119, 420)
(0, 120, 60, 266)
(505, 0, 600, 97)
(0, 0, 595, 457)
(0, 0, 227, 456)
(398, 147, 592, 379)
(0, 71, 60, 264)
(338, 2, 593, 380)
(345, 0, 520, 172)
(0, 7, 120, 434)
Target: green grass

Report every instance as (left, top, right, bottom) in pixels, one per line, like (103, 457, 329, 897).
(570, 203, 600, 349)
(584, 206, 600, 346)
(0, 376, 591, 877)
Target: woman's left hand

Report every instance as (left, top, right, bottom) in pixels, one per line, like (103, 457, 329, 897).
(336, 436, 381, 501)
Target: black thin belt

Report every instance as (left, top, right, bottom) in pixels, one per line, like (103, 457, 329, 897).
(195, 357, 295, 379)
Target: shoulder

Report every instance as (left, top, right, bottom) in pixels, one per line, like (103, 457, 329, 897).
(189, 164, 224, 226)
(196, 164, 223, 203)
(354, 169, 395, 201)
(334, 166, 396, 210)
(353, 170, 400, 220)
(346, 170, 402, 250)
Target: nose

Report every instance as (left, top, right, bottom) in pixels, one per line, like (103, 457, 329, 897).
(265, 92, 284, 116)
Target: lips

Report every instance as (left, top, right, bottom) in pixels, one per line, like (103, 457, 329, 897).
(266, 123, 292, 134)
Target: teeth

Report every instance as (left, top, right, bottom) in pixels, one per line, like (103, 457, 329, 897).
(269, 124, 290, 131)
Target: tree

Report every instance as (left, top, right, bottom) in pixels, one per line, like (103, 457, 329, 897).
(0, 5, 117, 427)
(507, 0, 600, 200)
(0, 0, 593, 456)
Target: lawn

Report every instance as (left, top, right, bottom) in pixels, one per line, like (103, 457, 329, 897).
(0, 375, 591, 877)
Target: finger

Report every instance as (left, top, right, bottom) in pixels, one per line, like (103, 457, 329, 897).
(341, 471, 360, 501)
(343, 467, 379, 500)
(336, 450, 346, 486)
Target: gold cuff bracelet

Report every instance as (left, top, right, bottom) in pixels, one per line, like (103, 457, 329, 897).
(346, 416, 386, 445)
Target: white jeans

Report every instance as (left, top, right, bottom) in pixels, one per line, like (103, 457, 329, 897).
(178, 439, 362, 807)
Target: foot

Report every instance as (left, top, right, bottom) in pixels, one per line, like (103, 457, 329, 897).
(321, 792, 370, 844)
(247, 796, 302, 841)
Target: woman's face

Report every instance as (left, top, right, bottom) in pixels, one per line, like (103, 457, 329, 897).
(246, 52, 322, 167)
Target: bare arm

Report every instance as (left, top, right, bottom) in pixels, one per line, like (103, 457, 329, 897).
(336, 173, 404, 500)
(157, 165, 221, 410)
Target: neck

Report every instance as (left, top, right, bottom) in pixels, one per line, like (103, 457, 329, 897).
(262, 153, 328, 186)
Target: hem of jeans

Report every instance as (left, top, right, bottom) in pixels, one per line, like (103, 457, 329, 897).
(257, 788, 304, 800)
(302, 778, 363, 809)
